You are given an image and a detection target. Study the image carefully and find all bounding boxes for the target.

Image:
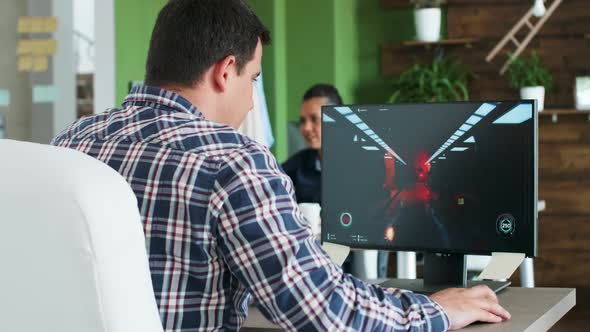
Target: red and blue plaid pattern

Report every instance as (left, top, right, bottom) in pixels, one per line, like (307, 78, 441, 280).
(52, 86, 449, 331)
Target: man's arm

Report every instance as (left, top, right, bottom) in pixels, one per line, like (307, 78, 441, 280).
(210, 142, 450, 331)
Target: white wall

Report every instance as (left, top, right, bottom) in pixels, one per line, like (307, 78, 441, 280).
(52, 0, 76, 140)
(74, 0, 94, 73)
(94, 0, 115, 114)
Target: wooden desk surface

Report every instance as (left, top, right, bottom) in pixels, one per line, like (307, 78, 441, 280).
(243, 287, 575, 332)
(462, 287, 575, 332)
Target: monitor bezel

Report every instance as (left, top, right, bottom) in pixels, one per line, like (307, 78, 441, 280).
(320, 100, 538, 258)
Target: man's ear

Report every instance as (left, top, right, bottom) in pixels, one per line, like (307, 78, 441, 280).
(213, 55, 237, 93)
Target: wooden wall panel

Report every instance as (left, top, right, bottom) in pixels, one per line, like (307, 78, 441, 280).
(383, 39, 590, 74)
(540, 144, 590, 179)
(380, 0, 590, 109)
(535, 119, 590, 327)
(381, 44, 432, 76)
(539, 181, 590, 215)
(538, 216, 590, 251)
(536, 38, 590, 70)
(534, 251, 590, 287)
(447, 0, 590, 39)
(381, 0, 590, 37)
(539, 121, 590, 144)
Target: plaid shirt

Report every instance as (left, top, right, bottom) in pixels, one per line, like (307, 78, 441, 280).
(52, 86, 450, 332)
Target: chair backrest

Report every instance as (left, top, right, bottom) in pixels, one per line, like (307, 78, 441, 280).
(0, 139, 163, 332)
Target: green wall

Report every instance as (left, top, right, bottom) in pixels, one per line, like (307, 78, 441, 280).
(284, 0, 336, 123)
(247, 0, 289, 161)
(333, 0, 358, 106)
(247, 0, 423, 122)
(115, 0, 166, 105)
(352, 2, 415, 104)
(248, 1, 447, 155)
(114, 0, 445, 162)
(352, 3, 447, 104)
(246, 0, 421, 161)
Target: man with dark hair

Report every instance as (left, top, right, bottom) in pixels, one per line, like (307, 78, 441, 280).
(52, 0, 509, 330)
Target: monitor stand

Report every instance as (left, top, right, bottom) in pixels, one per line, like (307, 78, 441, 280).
(378, 253, 510, 295)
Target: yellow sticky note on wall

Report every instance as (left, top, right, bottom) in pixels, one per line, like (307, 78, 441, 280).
(30, 40, 44, 55)
(17, 17, 31, 33)
(32, 56, 48, 72)
(18, 39, 57, 56)
(45, 39, 57, 55)
(43, 17, 58, 33)
(20, 17, 57, 34)
(17, 40, 32, 55)
(30, 18, 42, 33)
(18, 56, 33, 72)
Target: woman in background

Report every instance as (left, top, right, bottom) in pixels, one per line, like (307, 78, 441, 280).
(283, 83, 390, 278)
(282, 83, 342, 203)
(282, 84, 361, 271)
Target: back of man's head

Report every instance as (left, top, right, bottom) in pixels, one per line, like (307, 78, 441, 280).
(145, 0, 271, 88)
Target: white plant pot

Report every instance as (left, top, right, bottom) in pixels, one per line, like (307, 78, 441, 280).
(414, 8, 441, 42)
(520, 86, 546, 111)
(575, 76, 590, 111)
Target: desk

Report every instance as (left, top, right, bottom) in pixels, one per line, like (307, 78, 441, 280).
(243, 287, 575, 331)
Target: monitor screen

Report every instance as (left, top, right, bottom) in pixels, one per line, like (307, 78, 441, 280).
(321, 101, 537, 257)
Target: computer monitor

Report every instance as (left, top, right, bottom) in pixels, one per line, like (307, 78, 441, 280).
(321, 101, 537, 293)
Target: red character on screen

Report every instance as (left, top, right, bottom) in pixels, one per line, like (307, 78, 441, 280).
(381, 150, 437, 218)
(415, 151, 431, 183)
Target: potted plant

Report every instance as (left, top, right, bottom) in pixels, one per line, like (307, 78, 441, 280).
(388, 57, 470, 103)
(507, 52, 553, 111)
(411, 0, 445, 42)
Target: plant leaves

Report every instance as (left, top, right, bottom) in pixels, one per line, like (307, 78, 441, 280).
(388, 57, 471, 103)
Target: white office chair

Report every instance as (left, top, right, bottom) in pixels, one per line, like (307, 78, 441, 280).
(0, 140, 163, 332)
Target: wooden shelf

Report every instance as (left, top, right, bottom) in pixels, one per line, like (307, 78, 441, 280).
(541, 109, 590, 115)
(380, 0, 412, 9)
(539, 109, 590, 123)
(401, 38, 478, 49)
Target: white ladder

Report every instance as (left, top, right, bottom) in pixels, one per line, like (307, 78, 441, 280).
(486, 0, 563, 75)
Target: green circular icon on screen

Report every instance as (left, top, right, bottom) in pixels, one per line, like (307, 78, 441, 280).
(496, 214, 515, 237)
(340, 212, 352, 227)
